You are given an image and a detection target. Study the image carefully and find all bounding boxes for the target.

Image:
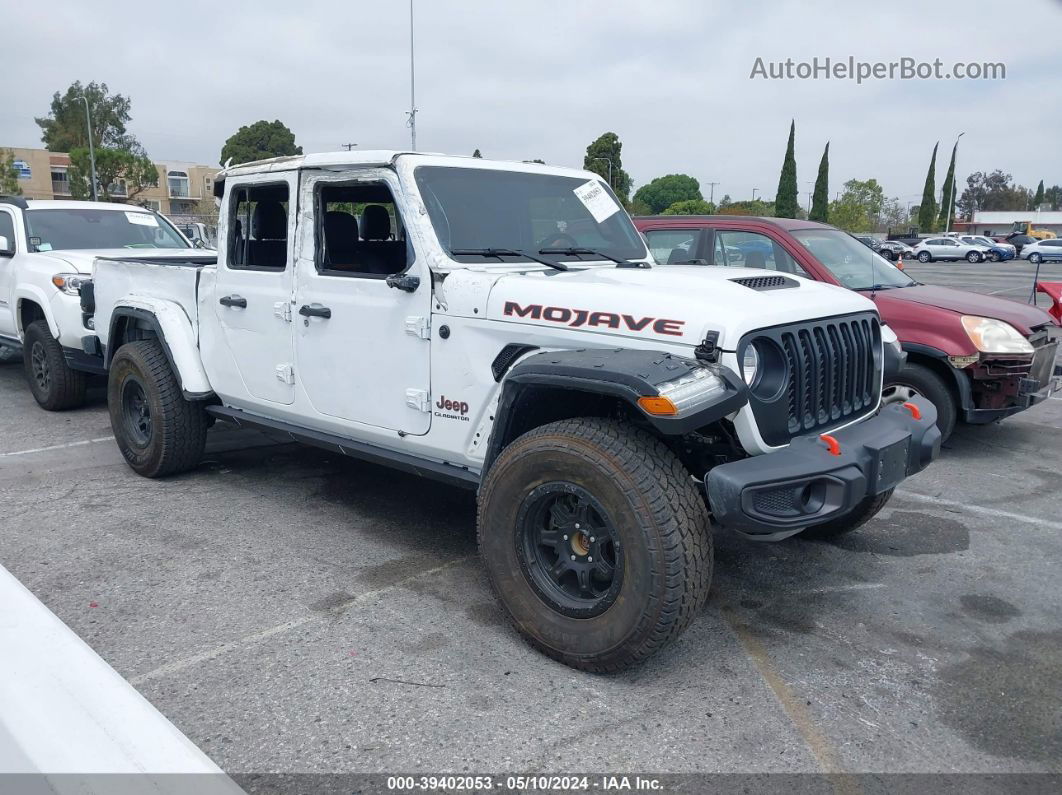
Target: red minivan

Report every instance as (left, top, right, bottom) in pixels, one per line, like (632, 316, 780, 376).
(634, 215, 1059, 441)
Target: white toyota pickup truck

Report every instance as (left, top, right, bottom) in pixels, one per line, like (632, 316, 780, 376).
(85, 151, 939, 671)
(0, 197, 196, 409)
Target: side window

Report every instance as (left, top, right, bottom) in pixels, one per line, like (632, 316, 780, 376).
(228, 183, 290, 271)
(317, 182, 410, 277)
(712, 230, 809, 277)
(644, 229, 699, 264)
(0, 211, 14, 252)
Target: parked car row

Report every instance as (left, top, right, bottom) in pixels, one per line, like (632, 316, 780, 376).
(3, 154, 948, 673)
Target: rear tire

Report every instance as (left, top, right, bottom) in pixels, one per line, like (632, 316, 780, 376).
(478, 417, 713, 673)
(883, 362, 957, 442)
(879, 250, 894, 261)
(22, 320, 87, 410)
(799, 489, 893, 539)
(966, 251, 982, 263)
(108, 340, 208, 478)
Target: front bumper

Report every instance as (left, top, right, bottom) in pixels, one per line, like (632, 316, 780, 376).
(705, 396, 940, 540)
(962, 342, 1061, 424)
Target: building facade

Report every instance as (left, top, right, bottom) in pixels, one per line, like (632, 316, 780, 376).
(953, 211, 1062, 238)
(2, 146, 219, 223)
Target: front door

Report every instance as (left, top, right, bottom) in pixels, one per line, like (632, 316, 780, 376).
(292, 169, 432, 435)
(209, 172, 297, 406)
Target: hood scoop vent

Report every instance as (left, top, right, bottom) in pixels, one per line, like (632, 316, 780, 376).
(730, 275, 798, 291)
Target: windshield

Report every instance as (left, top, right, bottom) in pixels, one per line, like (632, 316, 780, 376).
(791, 229, 914, 290)
(25, 209, 189, 252)
(414, 166, 647, 264)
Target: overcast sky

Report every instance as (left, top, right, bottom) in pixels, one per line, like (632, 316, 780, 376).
(3, 0, 1059, 206)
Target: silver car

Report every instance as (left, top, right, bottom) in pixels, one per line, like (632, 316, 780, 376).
(911, 236, 992, 263)
(1021, 238, 1062, 264)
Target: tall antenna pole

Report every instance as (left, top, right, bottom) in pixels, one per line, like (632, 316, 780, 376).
(407, 0, 417, 150)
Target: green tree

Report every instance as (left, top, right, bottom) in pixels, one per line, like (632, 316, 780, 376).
(809, 142, 829, 222)
(35, 81, 133, 152)
(632, 174, 702, 214)
(957, 170, 1034, 216)
(718, 198, 774, 216)
(918, 142, 939, 232)
(583, 132, 631, 201)
(937, 141, 959, 230)
(472, 148, 482, 158)
(662, 199, 716, 215)
(773, 120, 799, 218)
(220, 120, 302, 166)
(68, 145, 158, 202)
(828, 178, 885, 233)
(1, 150, 22, 195)
(1031, 179, 1045, 210)
(1045, 185, 1062, 211)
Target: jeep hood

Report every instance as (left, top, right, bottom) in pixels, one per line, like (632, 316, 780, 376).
(31, 248, 194, 275)
(476, 265, 878, 349)
(872, 284, 1054, 335)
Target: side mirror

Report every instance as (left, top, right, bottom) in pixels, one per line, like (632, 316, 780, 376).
(0, 236, 12, 257)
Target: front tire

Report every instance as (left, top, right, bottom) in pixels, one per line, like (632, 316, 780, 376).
(800, 489, 893, 539)
(883, 362, 957, 442)
(917, 251, 932, 263)
(988, 251, 1001, 263)
(22, 320, 87, 410)
(1030, 253, 1042, 264)
(478, 417, 713, 673)
(108, 340, 208, 478)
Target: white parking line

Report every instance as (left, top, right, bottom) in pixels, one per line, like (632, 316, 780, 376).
(896, 490, 1062, 531)
(129, 555, 473, 685)
(0, 436, 113, 457)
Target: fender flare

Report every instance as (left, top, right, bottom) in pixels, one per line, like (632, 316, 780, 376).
(106, 299, 213, 399)
(901, 342, 972, 410)
(482, 347, 748, 473)
(14, 286, 60, 338)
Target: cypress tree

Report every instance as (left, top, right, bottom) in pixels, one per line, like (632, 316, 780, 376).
(1032, 179, 1045, 210)
(774, 120, 799, 219)
(937, 141, 958, 230)
(918, 142, 939, 232)
(809, 142, 829, 222)
(472, 148, 482, 158)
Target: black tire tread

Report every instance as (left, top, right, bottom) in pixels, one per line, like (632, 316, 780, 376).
(800, 488, 893, 540)
(23, 319, 87, 410)
(477, 417, 712, 673)
(108, 340, 207, 477)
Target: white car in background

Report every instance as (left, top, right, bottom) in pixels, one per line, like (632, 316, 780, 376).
(1020, 238, 1062, 264)
(911, 236, 992, 263)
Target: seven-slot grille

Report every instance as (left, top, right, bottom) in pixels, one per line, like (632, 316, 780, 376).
(744, 313, 881, 446)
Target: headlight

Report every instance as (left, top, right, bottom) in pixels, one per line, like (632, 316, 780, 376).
(960, 315, 1033, 354)
(741, 343, 760, 386)
(639, 366, 727, 416)
(51, 273, 91, 296)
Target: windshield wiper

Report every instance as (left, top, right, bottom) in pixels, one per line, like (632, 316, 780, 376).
(539, 247, 650, 269)
(451, 247, 568, 271)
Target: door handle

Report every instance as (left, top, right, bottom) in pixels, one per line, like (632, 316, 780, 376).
(219, 294, 247, 308)
(299, 303, 332, 319)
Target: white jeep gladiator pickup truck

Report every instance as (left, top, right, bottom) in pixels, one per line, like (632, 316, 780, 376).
(85, 151, 939, 671)
(0, 197, 196, 409)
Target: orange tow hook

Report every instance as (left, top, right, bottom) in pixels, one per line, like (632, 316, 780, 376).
(901, 401, 922, 420)
(819, 434, 841, 456)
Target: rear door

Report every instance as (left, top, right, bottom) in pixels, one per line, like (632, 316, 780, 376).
(208, 172, 298, 406)
(643, 228, 705, 264)
(0, 207, 16, 339)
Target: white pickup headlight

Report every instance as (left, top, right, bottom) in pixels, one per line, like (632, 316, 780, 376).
(960, 316, 1033, 354)
(51, 273, 91, 296)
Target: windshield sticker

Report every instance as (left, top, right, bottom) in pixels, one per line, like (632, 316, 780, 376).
(126, 212, 159, 227)
(573, 180, 620, 224)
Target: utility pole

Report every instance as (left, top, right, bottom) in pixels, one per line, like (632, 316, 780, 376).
(706, 182, 719, 204)
(340, 143, 358, 151)
(752, 188, 759, 201)
(591, 157, 613, 189)
(406, 0, 418, 150)
(77, 95, 98, 202)
(944, 131, 965, 234)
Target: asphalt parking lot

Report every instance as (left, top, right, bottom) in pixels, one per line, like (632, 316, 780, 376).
(2, 259, 1061, 781)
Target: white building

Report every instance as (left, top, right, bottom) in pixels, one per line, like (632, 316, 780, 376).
(956, 211, 1062, 238)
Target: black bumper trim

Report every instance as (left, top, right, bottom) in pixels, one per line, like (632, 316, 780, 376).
(705, 396, 940, 539)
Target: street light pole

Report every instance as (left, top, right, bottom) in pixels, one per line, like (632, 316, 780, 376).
(752, 188, 759, 201)
(77, 95, 98, 202)
(944, 131, 965, 235)
(591, 157, 612, 189)
(406, 0, 417, 150)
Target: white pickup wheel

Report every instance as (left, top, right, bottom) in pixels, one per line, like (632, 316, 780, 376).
(22, 319, 87, 410)
(477, 417, 713, 672)
(107, 340, 208, 478)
